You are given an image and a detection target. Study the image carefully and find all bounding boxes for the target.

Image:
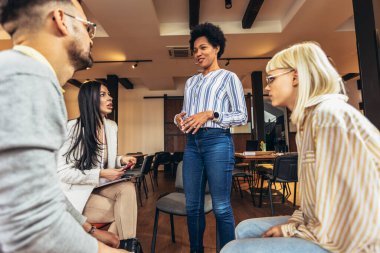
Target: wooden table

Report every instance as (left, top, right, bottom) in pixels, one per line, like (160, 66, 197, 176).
(235, 152, 279, 162)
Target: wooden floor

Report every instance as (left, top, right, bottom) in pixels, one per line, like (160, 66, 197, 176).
(136, 172, 297, 253)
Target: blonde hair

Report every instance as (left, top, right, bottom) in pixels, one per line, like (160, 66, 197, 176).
(266, 41, 345, 125)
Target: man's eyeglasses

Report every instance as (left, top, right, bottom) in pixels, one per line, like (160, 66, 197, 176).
(266, 69, 294, 85)
(64, 13, 97, 39)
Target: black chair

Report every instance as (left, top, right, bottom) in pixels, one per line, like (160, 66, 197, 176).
(171, 151, 184, 175)
(151, 151, 172, 187)
(124, 155, 154, 207)
(151, 161, 214, 253)
(231, 158, 255, 206)
(260, 153, 298, 215)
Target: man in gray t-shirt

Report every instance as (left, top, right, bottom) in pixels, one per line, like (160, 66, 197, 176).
(0, 1, 127, 252)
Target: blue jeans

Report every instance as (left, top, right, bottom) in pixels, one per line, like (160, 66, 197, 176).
(221, 216, 330, 253)
(183, 128, 235, 251)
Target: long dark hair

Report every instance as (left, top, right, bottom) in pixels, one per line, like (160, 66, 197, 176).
(65, 80, 105, 171)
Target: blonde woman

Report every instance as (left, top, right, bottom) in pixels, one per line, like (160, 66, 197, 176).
(221, 42, 380, 253)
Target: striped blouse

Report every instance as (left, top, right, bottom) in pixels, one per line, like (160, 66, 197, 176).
(281, 94, 380, 253)
(179, 69, 247, 129)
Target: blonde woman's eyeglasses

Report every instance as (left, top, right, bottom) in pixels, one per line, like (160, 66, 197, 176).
(64, 13, 97, 39)
(266, 69, 294, 85)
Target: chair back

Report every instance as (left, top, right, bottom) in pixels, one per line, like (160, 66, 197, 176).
(171, 151, 184, 164)
(141, 155, 154, 175)
(273, 153, 298, 182)
(175, 161, 184, 189)
(175, 161, 210, 193)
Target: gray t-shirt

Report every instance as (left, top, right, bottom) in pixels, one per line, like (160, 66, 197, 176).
(0, 50, 97, 253)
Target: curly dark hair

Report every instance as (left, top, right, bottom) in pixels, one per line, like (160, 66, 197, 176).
(0, 0, 77, 35)
(189, 22, 226, 59)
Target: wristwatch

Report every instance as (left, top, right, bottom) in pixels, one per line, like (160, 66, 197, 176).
(87, 225, 96, 234)
(213, 111, 219, 122)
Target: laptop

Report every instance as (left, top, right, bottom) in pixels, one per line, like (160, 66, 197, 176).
(246, 140, 259, 151)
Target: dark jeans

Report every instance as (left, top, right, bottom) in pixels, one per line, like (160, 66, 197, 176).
(183, 128, 235, 251)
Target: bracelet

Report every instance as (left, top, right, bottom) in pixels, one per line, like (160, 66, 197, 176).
(87, 225, 96, 234)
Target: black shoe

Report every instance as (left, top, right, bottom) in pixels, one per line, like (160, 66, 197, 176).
(119, 238, 143, 253)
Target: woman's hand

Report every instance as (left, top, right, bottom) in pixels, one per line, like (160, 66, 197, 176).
(182, 111, 213, 134)
(100, 168, 125, 181)
(120, 156, 137, 168)
(262, 225, 284, 237)
(175, 112, 187, 133)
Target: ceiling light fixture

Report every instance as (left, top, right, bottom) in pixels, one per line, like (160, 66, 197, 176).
(225, 59, 230, 66)
(225, 0, 232, 9)
(132, 61, 138, 69)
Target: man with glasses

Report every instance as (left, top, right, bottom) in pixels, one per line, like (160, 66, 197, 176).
(0, 1, 128, 252)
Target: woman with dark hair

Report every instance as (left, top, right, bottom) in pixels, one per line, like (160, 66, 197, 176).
(174, 23, 248, 252)
(57, 80, 138, 250)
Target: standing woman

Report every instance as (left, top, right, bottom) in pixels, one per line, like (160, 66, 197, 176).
(57, 80, 138, 249)
(175, 23, 248, 252)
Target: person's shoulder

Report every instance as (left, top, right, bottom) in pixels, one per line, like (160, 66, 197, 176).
(312, 96, 362, 126)
(67, 119, 78, 128)
(66, 119, 79, 136)
(0, 50, 54, 79)
(219, 69, 237, 77)
(105, 119, 118, 129)
(187, 72, 201, 81)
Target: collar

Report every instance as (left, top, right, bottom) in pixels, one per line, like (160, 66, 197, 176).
(13, 45, 65, 93)
(304, 94, 348, 108)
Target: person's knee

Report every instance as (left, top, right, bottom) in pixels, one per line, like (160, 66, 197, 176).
(235, 219, 256, 239)
(118, 182, 136, 196)
(220, 240, 239, 253)
(213, 201, 233, 218)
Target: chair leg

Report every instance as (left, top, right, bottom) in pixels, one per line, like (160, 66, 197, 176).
(232, 177, 237, 192)
(137, 179, 143, 207)
(149, 171, 155, 192)
(237, 177, 243, 198)
(293, 182, 297, 207)
(268, 180, 274, 216)
(151, 208, 160, 253)
(248, 175, 256, 206)
(142, 176, 148, 199)
(259, 175, 265, 207)
(144, 176, 149, 193)
(282, 183, 286, 204)
(170, 214, 175, 243)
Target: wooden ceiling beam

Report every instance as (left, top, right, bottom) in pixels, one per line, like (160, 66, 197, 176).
(242, 0, 264, 29)
(189, 0, 200, 30)
(119, 78, 134, 89)
(67, 79, 82, 88)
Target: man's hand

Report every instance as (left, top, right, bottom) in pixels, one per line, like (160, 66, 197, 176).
(181, 111, 213, 134)
(93, 228, 120, 248)
(262, 225, 284, 237)
(83, 222, 120, 248)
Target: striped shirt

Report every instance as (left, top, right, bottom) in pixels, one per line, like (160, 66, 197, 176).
(179, 69, 247, 129)
(281, 94, 380, 253)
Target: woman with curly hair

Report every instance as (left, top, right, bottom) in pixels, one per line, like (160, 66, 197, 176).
(174, 23, 248, 252)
